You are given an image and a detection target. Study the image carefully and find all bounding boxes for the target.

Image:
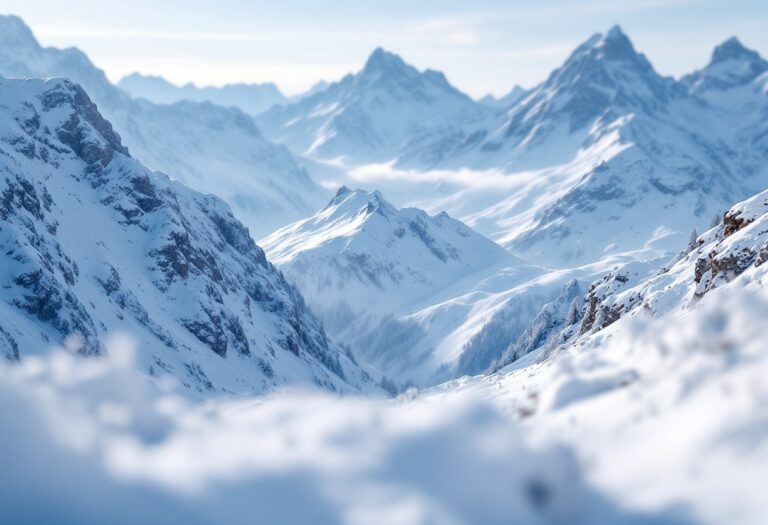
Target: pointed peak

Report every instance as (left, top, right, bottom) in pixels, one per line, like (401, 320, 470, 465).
(565, 24, 648, 70)
(324, 187, 396, 217)
(711, 37, 763, 64)
(362, 47, 409, 74)
(605, 24, 626, 41)
(334, 185, 351, 198)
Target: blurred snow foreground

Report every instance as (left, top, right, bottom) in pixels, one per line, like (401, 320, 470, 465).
(1, 287, 767, 525)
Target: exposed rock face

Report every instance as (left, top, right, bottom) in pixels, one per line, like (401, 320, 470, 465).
(0, 77, 373, 396)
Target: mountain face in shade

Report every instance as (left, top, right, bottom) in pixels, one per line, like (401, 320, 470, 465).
(0, 15, 326, 239)
(255, 48, 492, 164)
(0, 76, 375, 396)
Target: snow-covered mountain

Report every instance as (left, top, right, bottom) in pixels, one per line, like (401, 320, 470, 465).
(0, 76, 374, 396)
(255, 48, 492, 164)
(261, 187, 514, 324)
(117, 73, 288, 115)
(386, 27, 768, 267)
(260, 187, 530, 384)
(0, 15, 326, 238)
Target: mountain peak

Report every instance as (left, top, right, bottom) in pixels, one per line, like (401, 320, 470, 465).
(362, 47, 409, 75)
(325, 187, 396, 217)
(605, 24, 626, 41)
(0, 14, 40, 49)
(711, 37, 764, 64)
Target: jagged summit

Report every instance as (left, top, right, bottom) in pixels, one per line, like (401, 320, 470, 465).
(494, 25, 674, 144)
(565, 24, 656, 75)
(711, 36, 763, 64)
(362, 47, 409, 74)
(255, 45, 489, 164)
(321, 187, 397, 219)
(683, 36, 768, 92)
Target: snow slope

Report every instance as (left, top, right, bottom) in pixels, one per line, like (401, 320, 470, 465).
(0, 76, 374, 396)
(0, 15, 327, 238)
(117, 72, 288, 116)
(255, 48, 492, 165)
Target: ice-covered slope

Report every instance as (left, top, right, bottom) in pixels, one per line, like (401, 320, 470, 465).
(0, 15, 326, 238)
(0, 76, 374, 396)
(255, 48, 492, 164)
(117, 73, 288, 115)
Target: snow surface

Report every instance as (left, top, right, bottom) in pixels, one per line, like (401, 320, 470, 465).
(1, 256, 766, 524)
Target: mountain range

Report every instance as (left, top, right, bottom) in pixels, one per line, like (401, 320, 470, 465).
(2, 14, 768, 396)
(117, 73, 331, 115)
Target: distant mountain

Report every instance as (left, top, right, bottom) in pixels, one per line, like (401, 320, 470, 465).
(260, 187, 542, 385)
(255, 48, 492, 164)
(117, 72, 288, 115)
(293, 80, 330, 101)
(682, 37, 768, 93)
(0, 15, 326, 238)
(477, 85, 526, 109)
(0, 76, 374, 396)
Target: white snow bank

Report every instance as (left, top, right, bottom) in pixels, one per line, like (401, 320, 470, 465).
(0, 338, 692, 525)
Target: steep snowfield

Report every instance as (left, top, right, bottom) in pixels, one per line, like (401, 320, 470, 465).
(117, 72, 288, 115)
(0, 76, 374, 396)
(255, 48, 492, 165)
(0, 15, 327, 238)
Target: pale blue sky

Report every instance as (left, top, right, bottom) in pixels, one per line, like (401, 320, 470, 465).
(3, 0, 767, 97)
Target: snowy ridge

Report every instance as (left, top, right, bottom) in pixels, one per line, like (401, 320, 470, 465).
(255, 48, 492, 164)
(0, 76, 375, 396)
